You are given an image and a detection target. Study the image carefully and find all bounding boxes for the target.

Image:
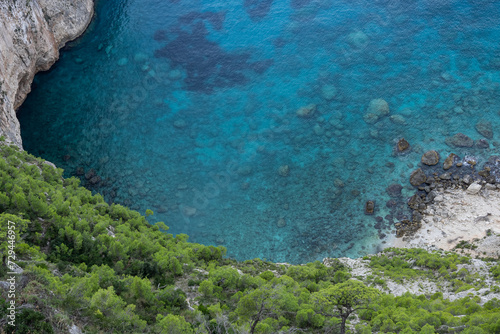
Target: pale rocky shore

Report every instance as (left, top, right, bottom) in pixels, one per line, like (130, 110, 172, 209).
(393, 185, 500, 258)
(329, 184, 500, 304)
(0, 0, 93, 147)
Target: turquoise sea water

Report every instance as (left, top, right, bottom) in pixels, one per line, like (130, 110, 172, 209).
(18, 0, 500, 263)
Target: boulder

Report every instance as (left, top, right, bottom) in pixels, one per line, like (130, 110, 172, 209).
(334, 178, 345, 188)
(369, 98, 389, 115)
(475, 139, 489, 149)
(321, 85, 337, 100)
(389, 114, 406, 125)
(466, 182, 482, 195)
(407, 194, 423, 210)
(386, 184, 403, 197)
(462, 174, 472, 184)
(181, 206, 197, 217)
(278, 165, 289, 177)
(237, 165, 253, 176)
(365, 201, 375, 215)
(347, 30, 368, 48)
(445, 133, 474, 148)
(434, 194, 444, 202)
(363, 113, 379, 124)
(397, 138, 410, 152)
(409, 168, 427, 186)
(421, 150, 440, 166)
(475, 120, 493, 139)
(173, 119, 187, 129)
(296, 104, 316, 117)
(443, 153, 457, 170)
(363, 98, 390, 124)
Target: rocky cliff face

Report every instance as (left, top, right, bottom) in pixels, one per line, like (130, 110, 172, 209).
(0, 0, 93, 147)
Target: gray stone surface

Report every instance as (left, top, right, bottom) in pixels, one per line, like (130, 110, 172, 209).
(466, 182, 482, 195)
(0, 0, 94, 147)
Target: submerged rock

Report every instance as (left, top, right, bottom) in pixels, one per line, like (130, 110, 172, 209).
(364, 98, 389, 124)
(117, 57, 128, 66)
(321, 85, 337, 100)
(334, 178, 345, 188)
(386, 184, 403, 197)
(347, 30, 368, 48)
(134, 52, 149, 63)
(296, 104, 316, 117)
(475, 120, 493, 139)
(181, 206, 197, 217)
(367, 98, 390, 116)
(389, 114, 406, 125)
(443, 153, 457, 170)
(445, 133, 474, 148)
(85, 168, 96, 180)
(237, 165, 253, 176)
(173, 119, 187, 129)
(475, 139, 489, 149)
(421, 150, 440, 166)
(409, 168, 427, 186)
(364, 113, 379, 124)
(365, 200, 375, 215)
(397, 138, 410, 152)
(278, 165, 289, 177)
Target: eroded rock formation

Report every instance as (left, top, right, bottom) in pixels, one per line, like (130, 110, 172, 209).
(0, 0, 93, 146)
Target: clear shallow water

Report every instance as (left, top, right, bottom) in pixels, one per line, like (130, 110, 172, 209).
(18, 0, 500, 263)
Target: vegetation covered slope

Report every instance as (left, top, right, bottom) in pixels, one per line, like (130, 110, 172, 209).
(0, 141, 500, 333)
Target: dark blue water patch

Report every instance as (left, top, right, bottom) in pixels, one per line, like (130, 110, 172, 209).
(244, 0, 273, 21)
(291, 0, 313, 10)
(178, 11, 226, 31)
(154, 17, 273, 92)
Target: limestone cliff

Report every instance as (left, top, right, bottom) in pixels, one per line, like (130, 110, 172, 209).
(0, 0, 93, 147)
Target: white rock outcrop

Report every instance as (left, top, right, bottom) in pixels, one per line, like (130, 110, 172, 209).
(0, 0, 94, 146)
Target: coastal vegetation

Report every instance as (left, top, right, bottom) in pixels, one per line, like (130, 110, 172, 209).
(1, 141, 500, 333)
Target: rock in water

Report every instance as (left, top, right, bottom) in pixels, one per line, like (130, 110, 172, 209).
(365, 200, 375, 215)
(117, 57, 128, 66)
(296, 104, 316, 117)
(475, 120, 493, 139)
(475, 139, 489, 149)
(347, 30, 369, 48)
(367, 98, 390, 116)
(363, 98, 390, 124)
(445, 133, 474, 148)
(443, 153, 457, 170)
(321, 85, 337, 100)
(466, 182, 482, 195)
(278, 165, 289, 177)
(173, 119, 187, 129)
(409, 168, 426, 186)
(421, 150, 440, 166)
(389, 114, 406, 125)
(363, 113, 379, 124)
(386, 184, 403, 197)
(397, 138, 410, 152)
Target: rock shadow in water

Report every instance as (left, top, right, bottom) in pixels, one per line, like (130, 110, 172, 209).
(154, 13, 273, 93)
(244, 0, 273, 21)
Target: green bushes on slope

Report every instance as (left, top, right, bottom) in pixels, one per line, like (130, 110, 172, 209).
(0, 143, 500, 333)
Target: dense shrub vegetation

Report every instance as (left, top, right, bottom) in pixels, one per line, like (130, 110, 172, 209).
(0, 142, 499, 333)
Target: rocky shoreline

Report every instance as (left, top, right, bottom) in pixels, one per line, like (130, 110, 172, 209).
(390, 141, 500, 256)
(0, 0, 94, 147)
